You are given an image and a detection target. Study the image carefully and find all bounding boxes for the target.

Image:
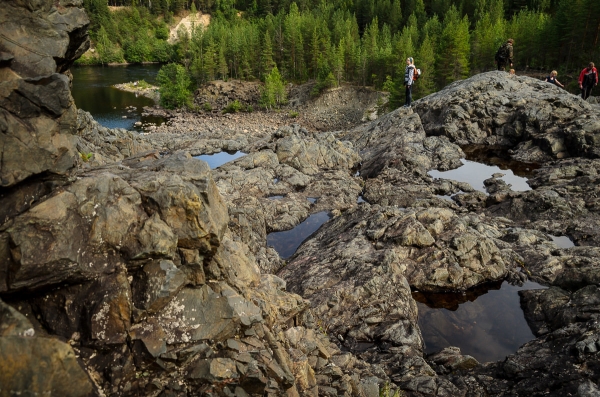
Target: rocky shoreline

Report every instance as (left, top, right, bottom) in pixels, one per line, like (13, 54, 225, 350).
(2, 1, 600, 396)
(114, 81, 160, 103)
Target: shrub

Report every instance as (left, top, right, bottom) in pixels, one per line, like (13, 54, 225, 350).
(222, 100, 242, 113)
(289, 110, 299, 118)
(260, 66, 286, 110)
(203, 102, 213, 111)
(152, 39, 173, 63)
(79, 152, 93, 162)
(156, 63, 192, 109)
(311, 72, 337, 97)
(155, 24, 169, 40)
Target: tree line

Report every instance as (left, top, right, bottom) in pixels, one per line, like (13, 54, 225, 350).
(80, 0, 600, 107)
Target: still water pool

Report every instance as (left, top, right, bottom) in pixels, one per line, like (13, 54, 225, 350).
(267, 211, 331, 259)
(414, 280, 547, 363)
(429, 159, 532, 193)
(71, 64, 164, 130)
(194, 151, 247, 169)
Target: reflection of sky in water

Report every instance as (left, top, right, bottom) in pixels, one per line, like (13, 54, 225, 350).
(357, 195, 366, 203)
(268, 195, 284, 200)
(415, 280, 546, 363)
(550, 235, 575, 248)
(194, 151, 246, 169)
(428, 159, 531, 193)
(307, 197, 317, 204)
(436, 195, 455, 202)
(267, 211, 330, 259)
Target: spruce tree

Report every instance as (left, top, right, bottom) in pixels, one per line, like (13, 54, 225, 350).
(261, 31, 276, 80)
(415, 33, 436, 97)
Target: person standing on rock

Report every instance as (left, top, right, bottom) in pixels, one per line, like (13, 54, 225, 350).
(545, 70, 565, 88)
(495, 39, 514, 71)
(579, 62, 598, 100)
(403, 57, 415, 108)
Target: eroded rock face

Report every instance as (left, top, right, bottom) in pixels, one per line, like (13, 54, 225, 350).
(414, 71, 600, 161)
(0, 0, 90, 187)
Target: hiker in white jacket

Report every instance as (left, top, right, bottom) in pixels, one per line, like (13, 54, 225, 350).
(404, 57, 415, 108)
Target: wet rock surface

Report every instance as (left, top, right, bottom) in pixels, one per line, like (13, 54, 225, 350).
(2, 3, 600, 394)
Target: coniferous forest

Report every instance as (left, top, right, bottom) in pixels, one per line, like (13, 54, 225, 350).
(80, 0, 600, 101)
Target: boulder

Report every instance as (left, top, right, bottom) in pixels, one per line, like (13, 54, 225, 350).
(0, 336, 93, 397)
(414, 71, 600, 160)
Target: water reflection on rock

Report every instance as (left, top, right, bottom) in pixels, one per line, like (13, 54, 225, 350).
(429, 159, 532, 193)
(462, 145, 540, 177)
(267, 211, 331, 259)
(415, 280, 547, 363)
(194, 151, 247, 169)
(549, 235, 575, 249)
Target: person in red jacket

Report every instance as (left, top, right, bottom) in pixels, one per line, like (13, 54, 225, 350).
(579, 62, 598, 100)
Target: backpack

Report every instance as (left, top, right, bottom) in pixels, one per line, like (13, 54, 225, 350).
(413, 67, 421, 81)
(495, 43, 510, 62)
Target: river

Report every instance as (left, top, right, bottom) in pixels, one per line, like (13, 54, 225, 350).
(71, 64, 164, 130)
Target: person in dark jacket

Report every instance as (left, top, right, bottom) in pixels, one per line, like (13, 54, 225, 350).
(545, 70, 564, 88)
(495, 39, 514, 71)
(403, 57, 415, 108)
(579, 62, 598, 100)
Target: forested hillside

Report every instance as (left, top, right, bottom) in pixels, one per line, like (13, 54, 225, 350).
(81, 0, 600, 100)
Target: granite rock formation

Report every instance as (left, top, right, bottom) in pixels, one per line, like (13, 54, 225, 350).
(2, 1, 600, 395)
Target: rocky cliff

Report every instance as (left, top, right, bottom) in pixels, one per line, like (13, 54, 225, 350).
(2, 1, 600, 397)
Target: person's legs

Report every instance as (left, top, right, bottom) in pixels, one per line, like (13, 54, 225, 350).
(582, 85, 593, 100)
(405, 85, 412, 107)
(497, 62, 506, 71)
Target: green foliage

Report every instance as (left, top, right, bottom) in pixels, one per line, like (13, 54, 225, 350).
(415, 34, 436, 98)
(81, 4, 175, 65)
(155, 24, 170, 40)
(203, 102, 213, 111)
(289, 110, 299, 118)
(136, 80, 152, 89)
(379, 381, 404, 397)
(156, 63, 193, 109)
(311, 72, 337, 97)
(261, 66, 287, 110)
(81, 0, 600, 97)
(222, 99, 243, 113)
(79, 152, 94, 162)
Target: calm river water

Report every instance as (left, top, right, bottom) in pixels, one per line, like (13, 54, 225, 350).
(71, 64, 163, 130)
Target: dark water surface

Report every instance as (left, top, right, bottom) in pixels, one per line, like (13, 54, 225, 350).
(414, 280, 547, 363)
(267, 211, 331, 259)
(194, 151, 247, 169)
(71, 64, 163, 130)
(462, 145, 540, 177)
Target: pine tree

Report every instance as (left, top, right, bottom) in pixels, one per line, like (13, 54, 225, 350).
(437, 6, 470, 87)
(415, 33, 435, 97)
(218, 39, 228, 80)
(157, 63, 193, 109)
(261, 31, 276, 80)
(203, 38, 217, 81)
